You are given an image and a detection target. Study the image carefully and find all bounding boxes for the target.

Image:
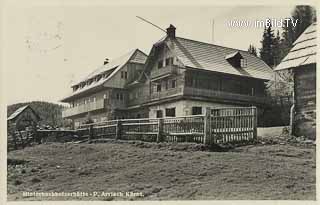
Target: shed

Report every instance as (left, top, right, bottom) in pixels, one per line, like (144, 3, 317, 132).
(7, 105, 41, 131)
(275, 22, 316, 139)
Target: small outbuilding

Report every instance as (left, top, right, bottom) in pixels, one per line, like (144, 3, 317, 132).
(275, 23, 316, 139)
(7, 105, 41, 131)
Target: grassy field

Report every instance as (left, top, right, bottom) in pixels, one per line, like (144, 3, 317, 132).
(7, 140, 315, 201)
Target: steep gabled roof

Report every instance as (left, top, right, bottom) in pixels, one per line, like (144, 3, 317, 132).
(275, 22, 316, 71)
(7, 105, 40, 121)
(171, 37, 273, 80)
(61, 49, 147, 102)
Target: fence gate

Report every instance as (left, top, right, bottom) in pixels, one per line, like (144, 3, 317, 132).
(208, 107, 257, 144)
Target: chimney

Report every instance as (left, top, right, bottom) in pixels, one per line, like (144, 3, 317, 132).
(103, 58, 109, 65)
(166, 24, 176, 38)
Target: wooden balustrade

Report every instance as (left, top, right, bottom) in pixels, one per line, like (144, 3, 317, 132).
(184, 87, 269, 104)
(150, 65, 178, 80)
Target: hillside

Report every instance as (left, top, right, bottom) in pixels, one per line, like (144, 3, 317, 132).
(7, 101, 66, 127)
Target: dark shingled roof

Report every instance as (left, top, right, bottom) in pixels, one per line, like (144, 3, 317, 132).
(171, 37, 273, 80)
(275, 22, 316, 71)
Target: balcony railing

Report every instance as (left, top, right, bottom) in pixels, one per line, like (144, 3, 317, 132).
(62, 99, 106, 118)
(150, 87, 183, 100)
(150, 65, 178, 80)
(183, 87, 269, 104)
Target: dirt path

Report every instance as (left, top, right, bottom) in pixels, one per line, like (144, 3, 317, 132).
(7, 141, 316, 200)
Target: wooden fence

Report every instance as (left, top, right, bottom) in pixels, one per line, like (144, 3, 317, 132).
(79, 107, 257, 145)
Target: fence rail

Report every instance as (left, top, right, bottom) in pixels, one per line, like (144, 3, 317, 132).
(78, 107, 257, 145)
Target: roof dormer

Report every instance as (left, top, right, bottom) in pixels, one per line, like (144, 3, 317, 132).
(225, 51, 247, 68)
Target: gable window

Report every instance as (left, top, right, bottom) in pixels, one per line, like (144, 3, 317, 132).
(171, 79, 177, 88)
(240, 59, 247, 68)
(165, 108, 176, 117)
(165, 57, 174, 66)
(192, 106, 202, 115)
(157, 84, 162, 92)
(158, 60, 163, 69)
(124, 71, 128, 79)
(121, 71, 124, 79)
(156, 110, 163, 118)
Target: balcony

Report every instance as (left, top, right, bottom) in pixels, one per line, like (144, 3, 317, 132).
(150, 87, 183, 100)
(150, 65, 178, 80)
(183, 87, 269, 105)
(62, 99, 106, 118)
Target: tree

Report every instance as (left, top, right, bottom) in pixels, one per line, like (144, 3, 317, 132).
(272, 30, 282, 66)
(291, 6, 316, 41)
(259, 25, 275, 67)
(280, 5, 316, 62)
(248, 44, 257, 56)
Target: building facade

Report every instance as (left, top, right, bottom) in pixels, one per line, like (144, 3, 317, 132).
(61, 25, 274, 128)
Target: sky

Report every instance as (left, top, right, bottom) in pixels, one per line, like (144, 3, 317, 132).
(2, 2, 297, 105)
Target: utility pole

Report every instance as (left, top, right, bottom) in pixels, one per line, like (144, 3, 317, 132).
(212, 19, 215, 44)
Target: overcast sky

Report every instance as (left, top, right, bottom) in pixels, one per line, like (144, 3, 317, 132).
(3, 2, 296, 105)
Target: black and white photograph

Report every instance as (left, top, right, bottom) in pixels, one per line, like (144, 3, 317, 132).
(1, 0, 317, 202)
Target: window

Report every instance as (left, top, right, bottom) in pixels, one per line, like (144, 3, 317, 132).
(157, 84, 161, 92)
(192, 106, 202, 115)
(165, 80, 169, 90)
(151, 85, 157, 93)
(158, 60, 163, 69)
(93, 97, 96, 102)
(120, 71, 127, 79)
(120, 93, 124, 101)
(156, 110, 163, 118)
(240, 59, 247, 68)
(116, 93, 120, 100)
(103, 93, 107, 99)
(165, 57, 173, 66)
(165, 108, 176, 117)
(171, 79, 176, 88)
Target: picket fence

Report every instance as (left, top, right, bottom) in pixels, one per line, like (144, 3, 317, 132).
(78, 107, 257, 145)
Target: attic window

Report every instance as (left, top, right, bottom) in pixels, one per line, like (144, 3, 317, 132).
(165, 57, 174, 66)
(158, 60, 163, 69)
(240, 59, 247, 68)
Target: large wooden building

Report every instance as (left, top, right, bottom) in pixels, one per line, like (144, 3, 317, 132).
(275, 23, 316, 139)
(61, 25, 274, 128)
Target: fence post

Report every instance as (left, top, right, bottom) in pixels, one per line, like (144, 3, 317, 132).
(89, 124, 94, 141)
(253, 107, 258, 140)
(116, 120, 122, 140)
(157, 118, 164, 142)
(203, 107, 211, 145)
